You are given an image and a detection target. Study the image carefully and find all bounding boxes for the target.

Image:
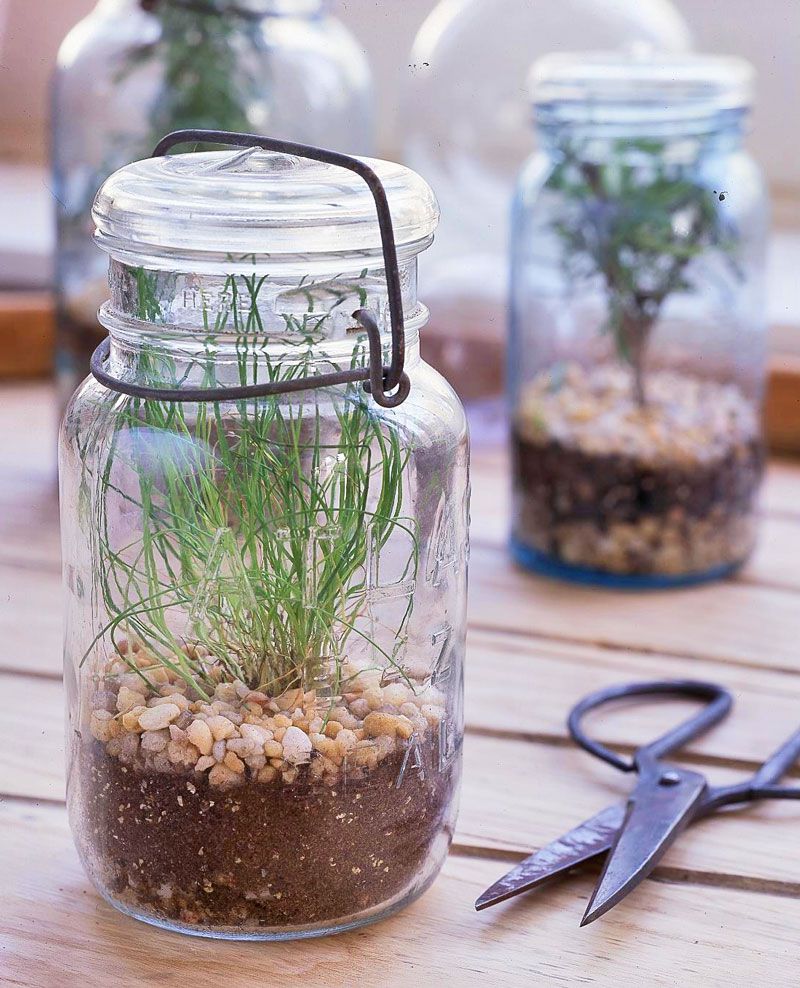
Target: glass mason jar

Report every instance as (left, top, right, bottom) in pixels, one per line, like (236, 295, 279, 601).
(401, 0, 690, 401)
(509, 53, 768, 588)
(59, 138, 468, 939)
(52, 0, 374, 409)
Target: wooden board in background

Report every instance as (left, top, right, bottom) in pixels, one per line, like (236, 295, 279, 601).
(0, 291, 54, 377)
(5, 295, 800, 454)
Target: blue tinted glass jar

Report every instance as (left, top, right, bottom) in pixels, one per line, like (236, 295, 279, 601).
(509, 53, 769, 588)
(52, 0, 373, 409)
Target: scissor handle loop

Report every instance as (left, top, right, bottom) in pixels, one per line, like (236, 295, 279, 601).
(567, 680, 733, 773)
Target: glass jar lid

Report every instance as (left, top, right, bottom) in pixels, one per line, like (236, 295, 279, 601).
(93, 146, 439, 264)
(530, 52, 754, 126)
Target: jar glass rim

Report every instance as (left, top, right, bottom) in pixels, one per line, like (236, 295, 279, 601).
(528, 51, 754, 125)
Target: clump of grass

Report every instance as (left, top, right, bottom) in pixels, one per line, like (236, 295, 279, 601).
(82, 267, 417, 700)
(548, 137, 738, 407)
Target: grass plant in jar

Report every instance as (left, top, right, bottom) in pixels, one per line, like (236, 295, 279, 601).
(509, 53, 768, 587)
(59, 133, 468, 938)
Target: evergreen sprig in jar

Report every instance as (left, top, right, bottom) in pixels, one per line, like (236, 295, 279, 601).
(59, 134, 468, 938)
(509, 53, 768, 588)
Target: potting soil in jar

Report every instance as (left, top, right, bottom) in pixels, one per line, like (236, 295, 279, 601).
(512, 363, 763, 579)
(76, 645, 458, 934)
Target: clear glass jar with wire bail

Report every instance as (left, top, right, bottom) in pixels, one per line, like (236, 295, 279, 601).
(59, 134, 468, 939)
(509, 53, 769, 588)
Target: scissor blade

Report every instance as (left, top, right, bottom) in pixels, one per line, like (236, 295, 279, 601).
(475, 803, 625, 911)
(581, 767, 707, 927)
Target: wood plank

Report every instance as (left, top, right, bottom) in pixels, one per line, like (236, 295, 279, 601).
(0, 292, 54, 379)
(468, 541, 800, 674)
(0, 381, 60, 570)
(464, 629, 800, 769)
(0, 383, 57, 458)
(7, 509, 800, 681)
(0, 473, 59, 571)
(6, 670, 800, 891)
(0, 565, 61, 677)
(0, 673, 63, 801)
(458, 733, 800, 891)
(9, 637, 800, 803)
(741, 513, 800, 590)
(3, 798, 800, 988)
(760, 458, 800, 518)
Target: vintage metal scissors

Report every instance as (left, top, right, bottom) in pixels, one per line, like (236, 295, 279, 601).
(476, 679, 800, 925)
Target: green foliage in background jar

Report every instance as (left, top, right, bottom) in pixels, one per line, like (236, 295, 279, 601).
(124, 0, 262, 151)
(80, 268, 417, 701)
(548, 138, 738, 406)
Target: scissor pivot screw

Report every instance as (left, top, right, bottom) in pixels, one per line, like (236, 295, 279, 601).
(659, 771, 682, 786)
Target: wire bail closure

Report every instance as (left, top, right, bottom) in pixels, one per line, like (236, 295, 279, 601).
(90, 129, 412, 409)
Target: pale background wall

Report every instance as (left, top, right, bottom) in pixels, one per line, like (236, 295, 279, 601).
(0, 0, 797, 192)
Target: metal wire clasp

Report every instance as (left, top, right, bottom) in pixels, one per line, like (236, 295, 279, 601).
(90, 129, 412, 409)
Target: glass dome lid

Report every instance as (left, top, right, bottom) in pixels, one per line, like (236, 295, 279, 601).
(92, 146, 439, 262)
(530, 52, 754, 125)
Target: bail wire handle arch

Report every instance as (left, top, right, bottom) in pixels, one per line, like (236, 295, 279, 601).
(90, 128, 412, 409)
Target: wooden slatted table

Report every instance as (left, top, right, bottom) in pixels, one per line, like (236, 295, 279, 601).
(3, 382, 800, 985)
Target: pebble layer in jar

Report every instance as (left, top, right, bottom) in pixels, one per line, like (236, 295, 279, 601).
(75, 644, 458, 932)
(512, 362, 764, 577)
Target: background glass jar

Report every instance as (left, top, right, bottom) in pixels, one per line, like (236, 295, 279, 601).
(401, 0, 690, 401)
(509, 53, 769, 588)
(51, 0, 374, 409)
(59, 144, 468, 938)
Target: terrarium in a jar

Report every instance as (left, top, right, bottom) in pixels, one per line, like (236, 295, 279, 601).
(401, 0, 690, 400)
(52, 0, 373, 408)
(509, 53, 768, 587)
(59, 134, 468, 938)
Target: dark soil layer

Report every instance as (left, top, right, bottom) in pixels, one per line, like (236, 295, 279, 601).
(512, 428, 764, 529)
(79, 736, 458, 932)
(512, 427, 764, 575)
